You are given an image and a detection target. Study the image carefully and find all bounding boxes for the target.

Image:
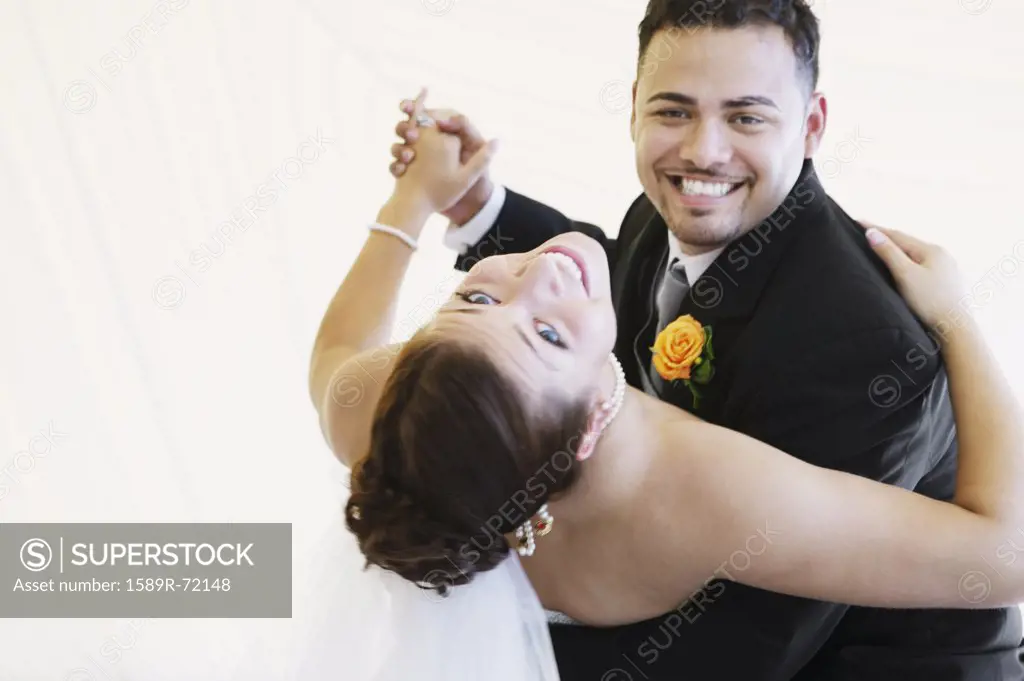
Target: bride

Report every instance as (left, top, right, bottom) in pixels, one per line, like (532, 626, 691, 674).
(285, 110, 1022, 680)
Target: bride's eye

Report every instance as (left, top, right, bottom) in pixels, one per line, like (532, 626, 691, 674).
(457, 290, 568, 349)
(535, 321, 566, 348)
(457, 290, 499, 305)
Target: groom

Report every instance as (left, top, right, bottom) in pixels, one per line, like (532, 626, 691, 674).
(390, 1, 1024, 680)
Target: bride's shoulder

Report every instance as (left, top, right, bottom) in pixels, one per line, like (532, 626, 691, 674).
(646, 401, 748, 492)
(643, 398, 716, 486)
(644, 391, 705, 430)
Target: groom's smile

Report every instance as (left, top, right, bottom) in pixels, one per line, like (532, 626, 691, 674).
(664, 173, 749, 209)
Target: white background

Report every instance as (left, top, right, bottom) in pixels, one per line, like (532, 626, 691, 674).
(0, 0, 1022, 678)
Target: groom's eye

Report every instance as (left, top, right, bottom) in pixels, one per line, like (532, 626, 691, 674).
(732, 114, 765, 126)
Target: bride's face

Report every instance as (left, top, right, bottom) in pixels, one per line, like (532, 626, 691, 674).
(428, 232, 618, 406)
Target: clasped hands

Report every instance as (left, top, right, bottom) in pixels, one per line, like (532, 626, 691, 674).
(388, 88, 499, 226)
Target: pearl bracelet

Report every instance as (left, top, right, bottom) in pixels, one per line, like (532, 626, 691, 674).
(368, 223, 418, 251)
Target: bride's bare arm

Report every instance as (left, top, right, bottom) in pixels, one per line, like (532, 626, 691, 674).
(312, 343, 402, 468)
(309, 92, 497, 467)
(675, 229, 1024, 609)
(307, 194, 426, 468)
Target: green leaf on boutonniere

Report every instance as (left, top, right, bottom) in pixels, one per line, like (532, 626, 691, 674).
(704, 326, 715, 361)
(685, 380, 703, 409)
(691, 359, 715, 385)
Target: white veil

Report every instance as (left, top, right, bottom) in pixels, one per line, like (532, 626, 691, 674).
(233, 490, 561, 681)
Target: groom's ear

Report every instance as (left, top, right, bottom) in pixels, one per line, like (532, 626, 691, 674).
(802, 91, 828, 158)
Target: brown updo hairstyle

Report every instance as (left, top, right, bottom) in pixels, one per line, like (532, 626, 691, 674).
(345, 330, 593, 595)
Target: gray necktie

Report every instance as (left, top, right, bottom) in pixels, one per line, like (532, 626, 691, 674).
(649, 258, 690, 390)
(656, 258, 690, 333)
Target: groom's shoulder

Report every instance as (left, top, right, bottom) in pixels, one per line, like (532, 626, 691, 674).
(756, 200, 938, 359)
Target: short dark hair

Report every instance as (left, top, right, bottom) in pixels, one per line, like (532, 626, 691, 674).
(638, 0, 821, 93)
(346, 331, 592, 596)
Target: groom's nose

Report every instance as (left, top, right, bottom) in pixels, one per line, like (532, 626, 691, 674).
(679, 120, 732, 169)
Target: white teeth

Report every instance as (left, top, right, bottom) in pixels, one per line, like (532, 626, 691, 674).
(673, 177, 737, 197)
(541, 252, 583, 282)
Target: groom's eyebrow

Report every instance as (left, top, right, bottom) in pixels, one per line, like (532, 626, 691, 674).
(646, 92, 780, 110)
(647, 92, 698, 106)
(723, 95, 780, 110)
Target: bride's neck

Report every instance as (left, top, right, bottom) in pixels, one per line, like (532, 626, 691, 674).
(548, 382, 658, 523)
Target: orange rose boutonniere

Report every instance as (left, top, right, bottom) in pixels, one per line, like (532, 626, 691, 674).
(650, 314, 716, 407)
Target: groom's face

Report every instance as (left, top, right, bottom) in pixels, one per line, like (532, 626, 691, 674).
(630, 25, 826, 254)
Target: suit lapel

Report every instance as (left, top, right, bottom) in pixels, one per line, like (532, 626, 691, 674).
(611, 204, 668, 391)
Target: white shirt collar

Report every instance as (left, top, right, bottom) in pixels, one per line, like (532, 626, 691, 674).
(667, 232, 725, 284)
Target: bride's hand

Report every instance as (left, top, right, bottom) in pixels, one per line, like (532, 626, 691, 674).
(391, 89, 499, 215)
(863, 222, 967, 328)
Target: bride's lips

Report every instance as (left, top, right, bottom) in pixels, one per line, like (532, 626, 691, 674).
(539, 246, 590, 296)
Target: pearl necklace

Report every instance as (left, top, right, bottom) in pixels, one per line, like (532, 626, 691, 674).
(516, 352, 626, 557)
(593, 352, 626, 437)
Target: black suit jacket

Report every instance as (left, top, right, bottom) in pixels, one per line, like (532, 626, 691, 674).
(453, 160, 1024, 681)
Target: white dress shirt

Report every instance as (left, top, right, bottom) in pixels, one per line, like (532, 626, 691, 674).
(443, 183, 725, 285)
(666, 234, 723, 286)
(442, 184, 507, 255)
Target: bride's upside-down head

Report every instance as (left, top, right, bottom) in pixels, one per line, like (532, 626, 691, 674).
(347, 232, 618, 592)
(345, 331, 592, 594)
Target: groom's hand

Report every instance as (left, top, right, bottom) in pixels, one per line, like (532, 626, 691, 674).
(391, 101, 495, 227)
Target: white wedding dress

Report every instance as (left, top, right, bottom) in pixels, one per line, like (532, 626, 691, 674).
(231, 487, 561, 681)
